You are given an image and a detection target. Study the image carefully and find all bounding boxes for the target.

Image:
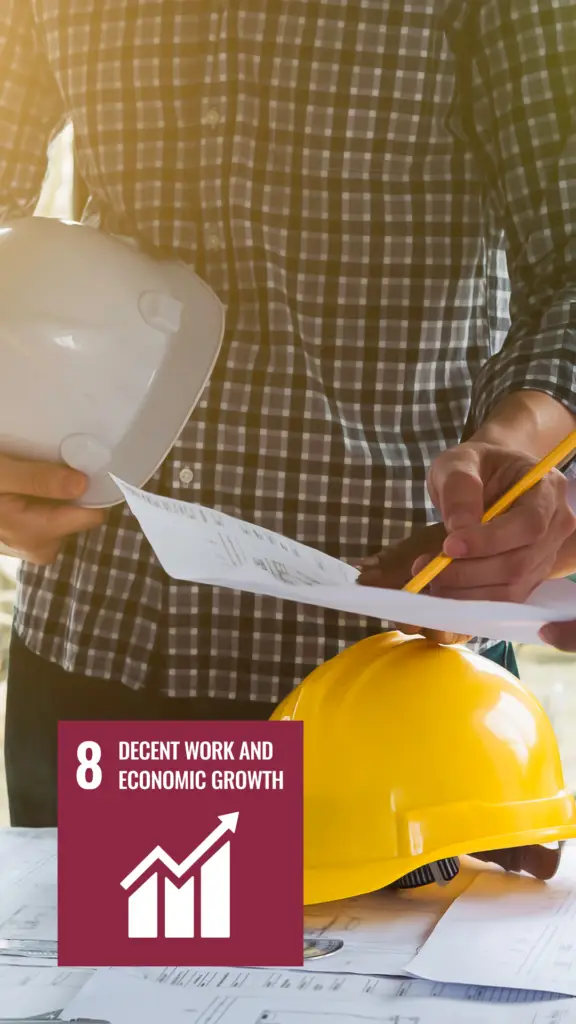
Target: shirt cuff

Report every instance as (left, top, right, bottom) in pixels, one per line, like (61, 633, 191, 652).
(470, 311, 576, 432)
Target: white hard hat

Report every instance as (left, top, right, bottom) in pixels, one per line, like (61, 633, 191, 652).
(0, 217, 225, 507)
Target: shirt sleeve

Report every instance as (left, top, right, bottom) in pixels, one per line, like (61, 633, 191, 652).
(0, 0, 65, 218)
(449, 0, 576, 430)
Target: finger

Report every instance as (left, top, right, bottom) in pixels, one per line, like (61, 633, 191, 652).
(424, 547, 549, 592)
(433, 542, 556, 601)
(443, 486, 556, 560)
(358, 566, 412, 589)
(419, 628, 470, 644)
(355, 555, 380, 569)
(31, 504, 106, 541)
(539, 622, 576, 652)
(357, 525, 446, 589)
(430, 576, 545, 603)
(399, 626, 471, 643)
(0, 498, 105, 546)
(17, 542, 62, 565)
(393, 622, 471, 644)
(411, 553, 433, 576)
(428, 451, 484, 531)
(0, 453, 87, 501)
(394, 623, 422, 636)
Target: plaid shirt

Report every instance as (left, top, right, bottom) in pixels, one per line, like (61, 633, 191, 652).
(4, 0, 576, 700)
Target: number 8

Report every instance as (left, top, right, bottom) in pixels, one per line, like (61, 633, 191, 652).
(76, 741, 102, 790)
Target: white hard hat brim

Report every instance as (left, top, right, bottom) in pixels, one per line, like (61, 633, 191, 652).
(79, 262, 224, 507)
(0, 219, 226, 509)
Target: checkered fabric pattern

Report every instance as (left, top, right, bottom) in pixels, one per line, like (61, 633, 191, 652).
(3, 0, 576, 700)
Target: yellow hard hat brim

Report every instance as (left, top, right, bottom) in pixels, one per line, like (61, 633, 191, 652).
(305, 820, 576, 905)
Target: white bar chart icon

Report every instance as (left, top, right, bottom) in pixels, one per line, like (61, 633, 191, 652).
(165, 875, 195, 938)
(201, 841, 230, 937)
(127, 873, 158, 938)
(121, 813, 238, 939)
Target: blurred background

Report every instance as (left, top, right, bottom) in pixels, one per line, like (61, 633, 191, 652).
(0, 124, 575, 825)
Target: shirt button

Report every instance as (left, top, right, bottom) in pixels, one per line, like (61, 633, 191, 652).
(206, 233, 223, 252)
(201, 108, 222, 128)
(179, 467, 194, 485)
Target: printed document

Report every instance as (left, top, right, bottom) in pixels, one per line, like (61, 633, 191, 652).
(300, 868, 475, 976)
(63, 971, 212, 1023)
(0, 829, 57, 967)
(63, 970, 576, 1024)
(211, 996, 576, 1024)
(0, 964, 92, 1020)
(133, 964, 565, 1004)
(407, 844, 576, 996)
(114, 478, 576, 645)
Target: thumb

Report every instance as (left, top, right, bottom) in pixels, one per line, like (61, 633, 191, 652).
(540, 621, 576, 652)
(0, 453, 86, 501)
(429, 448, 484, 533)
(47, 504, 106, 539)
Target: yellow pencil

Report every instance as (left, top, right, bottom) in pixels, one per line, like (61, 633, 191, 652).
(404, 429, 576, 595)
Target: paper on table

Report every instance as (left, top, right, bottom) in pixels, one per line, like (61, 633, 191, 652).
(63, 972, 216, 1023)
(300, 866, 475, 977)
(133, 964, 566, 1004)
(0, 964, 93, 1021)
(0, 829, 57, 967)
(0, 828, 56, 894)
(407, 845, 576, 997)
(206, 996, 576, 1024)
(114, 478, 576, 645)
(63, 971, 576, 1024)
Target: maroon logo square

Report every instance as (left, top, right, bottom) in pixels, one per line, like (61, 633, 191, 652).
(58, 721, 303, 967)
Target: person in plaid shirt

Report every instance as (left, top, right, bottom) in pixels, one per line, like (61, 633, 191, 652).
(1, 0, 575, 881)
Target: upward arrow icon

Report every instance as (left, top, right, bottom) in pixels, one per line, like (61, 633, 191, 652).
(120, 812, 239, 890)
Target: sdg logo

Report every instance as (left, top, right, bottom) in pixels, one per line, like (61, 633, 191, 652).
(58, 722, 303, 967)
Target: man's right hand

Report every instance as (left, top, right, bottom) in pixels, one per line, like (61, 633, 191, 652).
(0, 454, 106, 564)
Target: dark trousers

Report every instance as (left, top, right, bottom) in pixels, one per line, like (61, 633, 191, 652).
(4, 630, 519, 828)
(5, 630, 273, 827)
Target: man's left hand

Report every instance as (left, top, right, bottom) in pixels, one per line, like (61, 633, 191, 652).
(357, 521, 471, 643)
(358, 440, 576, 614)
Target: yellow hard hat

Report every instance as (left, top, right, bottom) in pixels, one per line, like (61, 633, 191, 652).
(271, 631, 576, 905)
